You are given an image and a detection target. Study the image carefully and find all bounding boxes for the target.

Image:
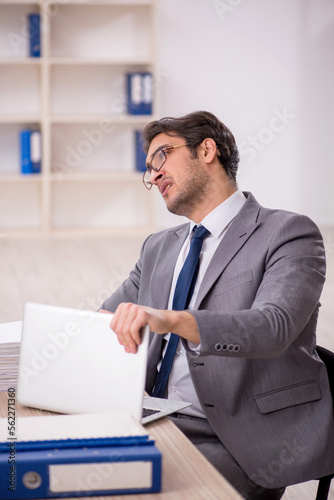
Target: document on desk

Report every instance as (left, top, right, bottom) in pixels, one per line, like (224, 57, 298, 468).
(0, 411, 161, 499)
(0, 321, 22, 391)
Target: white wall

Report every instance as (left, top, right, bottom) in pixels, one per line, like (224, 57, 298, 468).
(156, 0, 334, 226)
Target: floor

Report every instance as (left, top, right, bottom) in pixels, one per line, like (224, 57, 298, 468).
(0, 227, 333, 499)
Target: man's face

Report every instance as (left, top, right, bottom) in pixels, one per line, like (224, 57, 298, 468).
(146, 133, 212, 219)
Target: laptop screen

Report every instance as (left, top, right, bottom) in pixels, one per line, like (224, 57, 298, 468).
(17, 303, 149, 421)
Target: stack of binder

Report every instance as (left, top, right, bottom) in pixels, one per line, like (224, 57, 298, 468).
(0, 342, 20, 391)
(0, 322, 21, 391)
(0, 412, 161, 499)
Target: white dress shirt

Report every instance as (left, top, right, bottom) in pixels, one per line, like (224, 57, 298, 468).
(161, 190, 246, 417)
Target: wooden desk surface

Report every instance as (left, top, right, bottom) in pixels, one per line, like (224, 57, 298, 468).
(0, 391, 241, 500)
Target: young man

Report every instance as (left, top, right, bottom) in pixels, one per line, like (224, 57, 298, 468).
(100, 111, 334, 499)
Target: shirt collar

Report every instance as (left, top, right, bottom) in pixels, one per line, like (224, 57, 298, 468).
(190, 190, 246, 239)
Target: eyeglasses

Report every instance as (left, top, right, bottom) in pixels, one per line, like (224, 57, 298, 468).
(143, 143, 189, 190)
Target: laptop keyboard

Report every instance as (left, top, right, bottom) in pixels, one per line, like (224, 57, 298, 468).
(142, 408, 161, 418)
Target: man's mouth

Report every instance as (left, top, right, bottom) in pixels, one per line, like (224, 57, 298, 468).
(159, 180, 173, 196)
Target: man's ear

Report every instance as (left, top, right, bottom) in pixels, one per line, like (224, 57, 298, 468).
(199, 138, 217, 164)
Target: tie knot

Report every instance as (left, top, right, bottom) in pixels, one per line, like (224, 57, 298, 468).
(193, 225, 210, 241)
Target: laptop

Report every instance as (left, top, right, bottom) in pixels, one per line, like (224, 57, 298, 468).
(17, 302, 191, 424)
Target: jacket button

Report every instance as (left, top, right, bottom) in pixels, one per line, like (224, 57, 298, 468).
(215, 343, 222, 351)
(222, 343, 228, 351)
(234, 344, 240, 352)
(228, 344, 234, 351)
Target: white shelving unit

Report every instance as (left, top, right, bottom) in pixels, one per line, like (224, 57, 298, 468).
(0, 0, 159, 234)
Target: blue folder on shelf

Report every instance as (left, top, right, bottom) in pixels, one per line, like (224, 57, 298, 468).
(20, 130, 32, 175)
(28, 14, 40, 57)
(19, 130, 41, 175)
(135, 130, 147, 172)
(126, 72, 153, 115)
(0, 412, 161, 499)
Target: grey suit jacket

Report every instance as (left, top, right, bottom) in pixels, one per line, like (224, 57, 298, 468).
(101, 192, 334, 488)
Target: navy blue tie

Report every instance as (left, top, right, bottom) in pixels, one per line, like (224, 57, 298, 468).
(152, 225, 210, 398)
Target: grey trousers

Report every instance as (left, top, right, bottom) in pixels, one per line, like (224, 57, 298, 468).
(169, 413, 285, 500)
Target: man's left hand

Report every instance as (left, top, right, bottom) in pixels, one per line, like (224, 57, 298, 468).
(101, 303, 199, 353)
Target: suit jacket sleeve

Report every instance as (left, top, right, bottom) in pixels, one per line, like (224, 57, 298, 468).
(191, 213, 326, 359)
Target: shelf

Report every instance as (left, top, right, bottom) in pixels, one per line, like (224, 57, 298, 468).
(0, 1, 154, 4)
(0, 123, 42, 177)
(50, 122, 146, 174)
(0, 58, 42, 64)
(0, 63, 41, 115)
(0, 116, 41, 124)
(50, 4, 153, 60)
(0, 173, 42, 182)
(0, 171, 145, 183)
(0, 180, 42, 229)
(46, 1, 154, 5)
(0, 0, 157, 234)
(49, 114, 154, 124)
(0, 3, 40, 59)
(49, 58, 153, 66)
(50, 171, 143, 182)
(0, 1, 40, 4)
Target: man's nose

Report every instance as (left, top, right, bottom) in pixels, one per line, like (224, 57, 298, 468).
(150, 168, 163, 186)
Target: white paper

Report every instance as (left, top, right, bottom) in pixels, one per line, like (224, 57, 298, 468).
(0, 321, 22, 344)
(0, 411, 148, 443)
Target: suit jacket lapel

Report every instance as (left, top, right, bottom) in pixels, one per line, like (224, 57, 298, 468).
(149, 223, 190, 309)
(195, 192, 262, 308)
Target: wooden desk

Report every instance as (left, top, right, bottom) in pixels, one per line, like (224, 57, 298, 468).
(0, 391, 241, 500)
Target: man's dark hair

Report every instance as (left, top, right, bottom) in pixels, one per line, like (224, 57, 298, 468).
(142, 110, 239, 184)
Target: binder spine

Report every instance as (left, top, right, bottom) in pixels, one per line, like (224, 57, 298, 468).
(0, 443, 161, 499)
(30, 131, 41, 174)
(135, 130, 147, 172)
(28, 14, 41, 58)
(126, 73, 153, 115)
(142, 73, 153, 115)
(0, 435, 151, 452)
(20, 130, 32, 174)
(19, 130, 41, 175)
